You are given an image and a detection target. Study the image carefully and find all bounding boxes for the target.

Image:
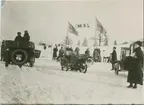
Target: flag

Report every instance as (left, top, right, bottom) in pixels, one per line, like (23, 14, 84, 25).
(68, 22, 78, 36)
(96, 18, 107, 35)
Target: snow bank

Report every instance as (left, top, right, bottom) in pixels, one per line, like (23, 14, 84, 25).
(0, 44, 143, 104)
(0, 60, 143, 104)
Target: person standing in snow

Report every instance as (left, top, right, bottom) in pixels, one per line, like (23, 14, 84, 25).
(57, 47, 64, 61)
(120, 51, 126, 70)
(44, 44, 47, 50)
(127, 41, 143, 88)
(93, 49, 100, 62)
(85, 48, 90, 57)
(111, 47, 117, 70)
(53, 45, 58, 60)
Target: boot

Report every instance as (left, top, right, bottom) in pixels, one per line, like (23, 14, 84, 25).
(133, 83, 137, 89)
(127, 83, 133, 88)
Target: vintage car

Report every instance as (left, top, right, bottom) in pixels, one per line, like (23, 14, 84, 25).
(60, 53, 88, 73)
(114, 41, 144, 75)
(1, 40, 41, 67)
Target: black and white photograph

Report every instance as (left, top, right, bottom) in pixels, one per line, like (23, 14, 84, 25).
(0, 0, 144, 104)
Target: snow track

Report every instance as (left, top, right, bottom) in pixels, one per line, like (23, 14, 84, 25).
(0, 47, 144, 104)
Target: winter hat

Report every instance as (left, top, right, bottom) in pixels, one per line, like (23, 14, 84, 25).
(135, 41, 142, 47)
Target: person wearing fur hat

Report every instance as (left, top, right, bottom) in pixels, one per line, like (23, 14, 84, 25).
(127, 41, 143, 89)
(23, 30, 30, 42)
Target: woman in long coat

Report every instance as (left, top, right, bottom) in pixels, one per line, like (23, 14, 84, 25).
(127, 41, 143, 89)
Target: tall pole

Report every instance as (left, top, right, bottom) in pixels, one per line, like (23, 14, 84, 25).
(99, 33, 101, 46)
(94, 17, 97, 48)
(64, 23, 69, 53)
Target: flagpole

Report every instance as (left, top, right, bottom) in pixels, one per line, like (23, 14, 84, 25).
(64, 22, 69, 53)
(94, 16, 97, 48)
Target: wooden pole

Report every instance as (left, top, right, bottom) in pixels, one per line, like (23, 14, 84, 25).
(94, 17, 97, 48)
(99, 33, 101, 46)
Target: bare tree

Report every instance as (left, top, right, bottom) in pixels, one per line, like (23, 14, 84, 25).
(77, 40, 81, 46)
(82, 37, 88, 47)
(104, 37, 108, 46)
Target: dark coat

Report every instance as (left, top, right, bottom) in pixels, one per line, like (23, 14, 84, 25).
(85, 50, 90, 57)
(127, 47, 143, 85)
(59, 48, 64, 56)
(23, 33, 30, 42)
(53, 47, 58, 58)
(93, 50, 100, 59)
(14, 35, 23, 42)
(112, 50, 117, 63)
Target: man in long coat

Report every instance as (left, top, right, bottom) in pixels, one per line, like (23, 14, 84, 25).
(57, 47, 64, 61)
(111, 47, 117, 70)
(127, 41, 143, 89)
(53, 45, 58, 60)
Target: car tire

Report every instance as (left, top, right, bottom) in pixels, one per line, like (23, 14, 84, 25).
(114, 62, 120, 75)
(80, 64, 87, 73)
(11, 49, 28, 65)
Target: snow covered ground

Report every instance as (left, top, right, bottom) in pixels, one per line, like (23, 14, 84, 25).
(0, 47, 144, 104)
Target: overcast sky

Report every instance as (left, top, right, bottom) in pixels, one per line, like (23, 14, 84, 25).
(1, 0, 143, 45)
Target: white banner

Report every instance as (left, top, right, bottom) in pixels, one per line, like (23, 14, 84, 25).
(75, 24, 90, 28)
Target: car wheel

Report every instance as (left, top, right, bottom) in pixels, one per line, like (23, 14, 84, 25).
(80, 64, 87, 73)
(11, 49, 28, 65)
(61, 64, 69, 71)
(114, 63, 120, 75)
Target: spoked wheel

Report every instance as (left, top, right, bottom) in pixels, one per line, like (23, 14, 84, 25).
(61, 64, 69, 71)
(86, 58, 93, 66)
(80, 64, 87, 73)
(114, 62, 120, 75)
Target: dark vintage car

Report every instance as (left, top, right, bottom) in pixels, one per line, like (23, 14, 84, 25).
(114, 41, 144, 75)
(60, 53, 88, 73)
(1, 40, 41, 67)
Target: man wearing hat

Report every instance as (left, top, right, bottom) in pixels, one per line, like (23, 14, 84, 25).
(111, 47, 117, 70)
(14, 32, 23, 42)
(127, 41, 143, 88)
